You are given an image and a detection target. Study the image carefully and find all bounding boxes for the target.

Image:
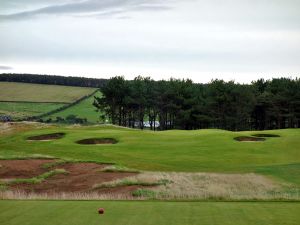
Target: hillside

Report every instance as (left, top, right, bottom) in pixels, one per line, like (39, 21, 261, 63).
(0, 82, 97, 120)
(0, 82, 97, 103)
(43, 92, 103, 123)
(0, 102, 66, 120)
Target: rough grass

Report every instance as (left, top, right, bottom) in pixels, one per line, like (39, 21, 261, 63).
(7, 169, 67, 185)
(94, 178, 171, 189)
(0, 82, 97, 103)
(1, 170, 298, 200)
(100, 165, 139, 173)
(41, 159, 69, 169)
(132, 189, 156, 198)
(0, 122, 51, 136)
(92, 171, 299, 200)
(0, 200, 300, 225)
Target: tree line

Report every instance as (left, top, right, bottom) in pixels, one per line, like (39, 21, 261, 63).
(0, 73, 107, 88)
(94, 76, 300, 131)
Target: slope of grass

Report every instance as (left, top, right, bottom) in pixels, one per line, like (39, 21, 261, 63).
(0, 82, 97, 103)
(256, 163, 300, 186)
(44, 92, 103, 123)
(0, 200, 299, 225)
(0, 102, 66, 120)
(0, 126, 299, 184)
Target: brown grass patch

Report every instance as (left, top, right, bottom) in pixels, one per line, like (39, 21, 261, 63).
(0, 122, 51, 136)
(1, 170, 298, 200)
(0, 159, 137, 196)
(1, 160, 298, 200)
(121, 172, 299, 200)
(0, 159, 55, 179)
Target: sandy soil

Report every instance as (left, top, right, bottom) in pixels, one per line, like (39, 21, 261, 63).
(0, 159, 54, 179)
(76, 138, 117, 145)
(234, 136, 265, 142)
(0, 159, 138, 195)
(27, 132, 65, 141)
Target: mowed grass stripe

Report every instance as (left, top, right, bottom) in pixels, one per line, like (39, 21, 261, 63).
(0, 201, 299, 225)
(0, 82, 97, 103)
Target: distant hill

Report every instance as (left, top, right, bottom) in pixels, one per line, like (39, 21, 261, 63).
(0, 73, 107, 88)
(0, 82, 98, 121)
(0, 82, 97, 103)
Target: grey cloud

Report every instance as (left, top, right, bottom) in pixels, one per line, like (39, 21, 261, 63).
(0, 0, 172, 21)
(0, 65, 13, 70)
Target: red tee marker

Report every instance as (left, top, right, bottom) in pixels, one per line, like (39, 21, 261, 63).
(98, 208, 105, 214)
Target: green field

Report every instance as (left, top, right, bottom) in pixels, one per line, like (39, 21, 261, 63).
(0, 82, 98, 120)
(0, 126, 299, 184)
(0, 200, 299, 225)
(0, 102, 66, 119)
(0, 82, 97, 103)
(44, 92, 103, 123)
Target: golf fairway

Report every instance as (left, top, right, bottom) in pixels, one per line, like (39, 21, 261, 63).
(0, 200, 299, 225)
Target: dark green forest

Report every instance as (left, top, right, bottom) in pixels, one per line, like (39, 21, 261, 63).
(0, 73, 107, 88)
(94, 76, 300, 131)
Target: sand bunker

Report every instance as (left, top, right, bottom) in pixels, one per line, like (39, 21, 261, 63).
(27, 132, 65, 141)
(234, 136, 265, 142)
(76, 138, 117, 145)
(252, 134, 280, 138)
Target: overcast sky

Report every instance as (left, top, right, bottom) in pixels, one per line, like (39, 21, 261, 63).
(0, 0, 299, 83)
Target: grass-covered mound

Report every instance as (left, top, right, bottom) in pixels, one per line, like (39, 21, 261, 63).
(27, 132, 66, 141)
(76, 138, 117, 145)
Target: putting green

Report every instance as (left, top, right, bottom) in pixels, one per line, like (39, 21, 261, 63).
(0, 200, 299, 225)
